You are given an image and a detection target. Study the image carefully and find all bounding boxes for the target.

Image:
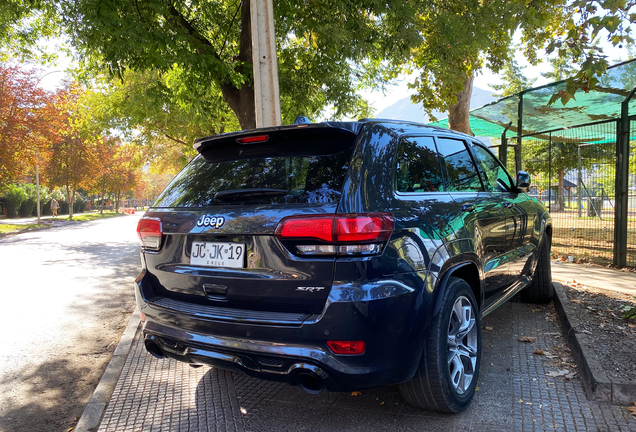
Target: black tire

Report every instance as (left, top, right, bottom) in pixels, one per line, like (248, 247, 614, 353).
(398, 277, 481, 412)
(521, 234, 553, 303)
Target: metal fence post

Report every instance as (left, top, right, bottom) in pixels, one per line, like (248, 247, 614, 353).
(500, 122, 512, 165)
(516, 94, 523, 173)
(614, 87, 636, 267)
(577, 145, 582, 218)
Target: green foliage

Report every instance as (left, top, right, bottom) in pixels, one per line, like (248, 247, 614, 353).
(409, 0, 569, 121)
(0, 0, 60, 62)
(624, 298, 636, 319)
(491, 56, 537, 97)
(17, 183, 37, 216)
(2, 184, 28, 217)
(57, 0, 419, 129)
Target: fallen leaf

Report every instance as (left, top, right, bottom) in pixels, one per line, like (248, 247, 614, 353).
(483, 326, 493, 331)
(546, 369, 570, 377)
(627, 402, 636, 419)
(570, 299, 581, 303)
(351, 391, 362, 396)
(533, 349, 545, 355)
(519, 336, 537, 343)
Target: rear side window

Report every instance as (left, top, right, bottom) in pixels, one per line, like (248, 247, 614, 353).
(469, 143, 513, 192)
(435, 137, 483, 192)
(153, 150, 354, 208)
(396, 136, 444, 192)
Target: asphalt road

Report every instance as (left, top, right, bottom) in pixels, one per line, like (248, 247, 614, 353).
(0, 214, 141, 432)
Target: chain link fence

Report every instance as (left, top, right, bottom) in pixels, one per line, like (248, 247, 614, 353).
(500, 119, 636, 267)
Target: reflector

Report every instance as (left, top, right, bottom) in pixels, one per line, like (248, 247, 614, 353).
(327, 340, 366, 355)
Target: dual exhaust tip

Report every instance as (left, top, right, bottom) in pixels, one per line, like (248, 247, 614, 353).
(143, 336, 327, 395)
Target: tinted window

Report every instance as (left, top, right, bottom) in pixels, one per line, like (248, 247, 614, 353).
(435, 138, 483, 192)
(469, 143, 513, 192)
(396, 136, 444, 192)
(154, 149, 353, 207)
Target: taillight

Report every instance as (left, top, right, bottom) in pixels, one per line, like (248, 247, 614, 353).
(327, 340, 366, 355)
(274, 213, 393, 256)
(136, 217, 163, 251)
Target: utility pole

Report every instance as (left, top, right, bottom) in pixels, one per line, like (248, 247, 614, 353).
(250, 0, 282, 128)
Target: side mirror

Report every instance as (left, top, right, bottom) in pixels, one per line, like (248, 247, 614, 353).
(516, 171, 530, 193)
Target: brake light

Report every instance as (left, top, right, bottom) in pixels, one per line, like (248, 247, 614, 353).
(236, 134, 269, 144)
(327, 340, 366, 355)
(136, 217, 163, 251)
(274, 213, 393, 256)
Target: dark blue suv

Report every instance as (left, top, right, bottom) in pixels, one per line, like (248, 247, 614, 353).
(135, 120, 552, 412)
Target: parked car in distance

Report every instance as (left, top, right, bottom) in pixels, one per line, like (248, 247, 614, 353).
(135, 119, 552, 412)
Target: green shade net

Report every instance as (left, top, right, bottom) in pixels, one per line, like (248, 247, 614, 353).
(430, 58, 636, 142)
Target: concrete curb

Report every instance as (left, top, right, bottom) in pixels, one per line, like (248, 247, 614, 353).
(75, 310, 141, 432)
(553, 281, 636, 405)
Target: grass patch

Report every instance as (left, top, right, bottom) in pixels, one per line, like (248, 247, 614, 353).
(0, 223, 48, 234)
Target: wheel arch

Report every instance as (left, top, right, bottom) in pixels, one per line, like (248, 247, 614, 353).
(432, 259, 483, 318)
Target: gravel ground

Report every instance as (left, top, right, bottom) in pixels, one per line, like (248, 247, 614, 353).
(561, 281, 636, 383)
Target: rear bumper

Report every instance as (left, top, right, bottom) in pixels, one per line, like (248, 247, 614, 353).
(134, 269, 434, 391)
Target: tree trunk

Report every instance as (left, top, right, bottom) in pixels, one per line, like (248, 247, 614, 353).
(557, 168, 565, 211)
(99, 183, 105, 215)
(219, 0, 256, 130)
(116, 191, 121, 213)
(66, 186, 75, 219)
(448, 74, 474, 135)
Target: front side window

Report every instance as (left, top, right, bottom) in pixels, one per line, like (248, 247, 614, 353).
(435, 137, 483, 192)
(396, 136, 444, 193)
(469, 143, 513, 192)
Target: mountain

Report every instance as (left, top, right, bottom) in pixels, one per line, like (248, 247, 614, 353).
(376, 86, 498, 123)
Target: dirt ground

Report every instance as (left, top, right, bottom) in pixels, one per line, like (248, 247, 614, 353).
(560, 281, 636, 383)
(547, 206, 636, 268)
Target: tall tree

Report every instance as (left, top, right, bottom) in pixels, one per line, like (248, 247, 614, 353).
(408, 0, 635, 133)
(0, 65, 53, 189)
(46, 84, 102, 218)
(491, 56, 537, 97)
(58, 0, 419, 130)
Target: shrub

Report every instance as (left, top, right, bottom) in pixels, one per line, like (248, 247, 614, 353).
(3, 185, 28, 218)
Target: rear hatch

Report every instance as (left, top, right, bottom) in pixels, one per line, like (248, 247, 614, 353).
(141, 124, 362, 315)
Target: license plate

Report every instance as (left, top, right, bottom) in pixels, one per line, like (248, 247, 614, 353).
(190, 242, 245, 268)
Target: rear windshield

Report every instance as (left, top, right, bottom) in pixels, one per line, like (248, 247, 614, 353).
(154, 150, 355, 208)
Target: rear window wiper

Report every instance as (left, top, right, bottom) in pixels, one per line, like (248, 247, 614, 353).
(214, 188, 289, 201)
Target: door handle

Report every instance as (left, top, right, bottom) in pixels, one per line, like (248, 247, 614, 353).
(503, 201, 513, 208)
(460, 204, 476, 212)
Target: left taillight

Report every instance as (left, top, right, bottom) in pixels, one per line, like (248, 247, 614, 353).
(136, 217, 163, 251)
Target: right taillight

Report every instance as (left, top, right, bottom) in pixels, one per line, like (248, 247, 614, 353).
(136, 217, 163, 251)
(274, 213, 394, 256)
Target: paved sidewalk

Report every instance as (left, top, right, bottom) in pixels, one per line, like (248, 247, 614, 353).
(552, 261, 636, 296)
(82, 300, 636, 432)
(0, 215, 58, 225)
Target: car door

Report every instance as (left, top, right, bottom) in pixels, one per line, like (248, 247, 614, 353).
(468, 142, 536, 287)
(434, 136, 509, 309)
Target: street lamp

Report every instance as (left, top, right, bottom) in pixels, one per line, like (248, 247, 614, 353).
(33, 70, 63, 223)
